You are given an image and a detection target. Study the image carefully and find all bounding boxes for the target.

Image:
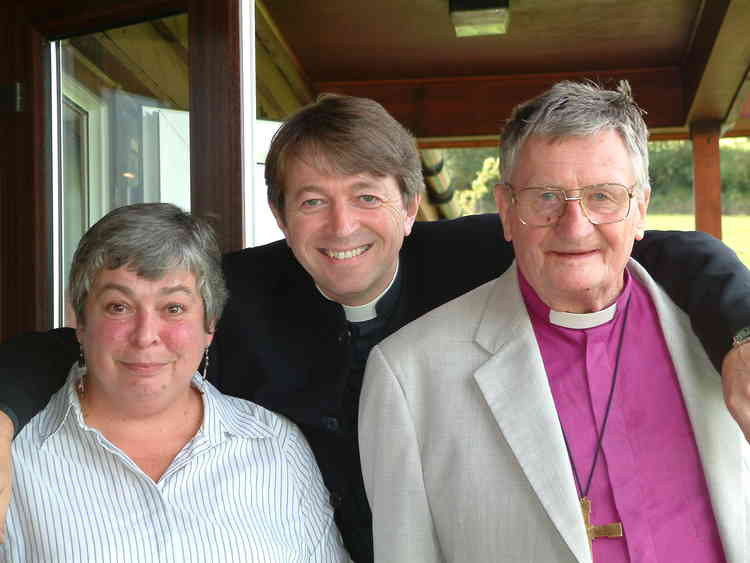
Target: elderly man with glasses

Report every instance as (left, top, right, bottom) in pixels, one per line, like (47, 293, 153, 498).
(359, 81, 747, 563)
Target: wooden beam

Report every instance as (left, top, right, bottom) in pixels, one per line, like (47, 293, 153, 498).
(317, 67, 684, 138)
(0, 5, 49, 338)
(95, 24, 190, 109)
(691, 120, 722, 239)
(188, 0, 243, 254)
(30, 0, 185, 39)
(255, 39, 306, 118)
(722, 67, 750, 135)
(255, 0, 313, 118)
(684, 0, 750, 126)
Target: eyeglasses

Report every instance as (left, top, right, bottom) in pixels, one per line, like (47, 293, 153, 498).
(505, 182, 636, 227)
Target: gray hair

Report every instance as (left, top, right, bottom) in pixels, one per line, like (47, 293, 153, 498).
(500, 80, 650, 195)
(265, 94, 424, 218)
(69, 203, 228, 332)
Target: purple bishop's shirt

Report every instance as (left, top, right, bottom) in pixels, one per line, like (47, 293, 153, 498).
(519, 268, 726, 562)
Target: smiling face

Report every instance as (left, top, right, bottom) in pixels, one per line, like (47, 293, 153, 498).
(273, 157, 420, 306)
(496, 130, 649, 313)
(76, 266, 214, 415)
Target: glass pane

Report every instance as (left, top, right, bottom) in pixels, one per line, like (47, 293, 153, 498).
(54, 14, 189, 326)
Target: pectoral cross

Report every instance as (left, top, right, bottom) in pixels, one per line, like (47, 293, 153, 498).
(580, 497, 623, 558)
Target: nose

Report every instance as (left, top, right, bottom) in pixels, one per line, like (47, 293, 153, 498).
(555, 197, 595, 238)
(328, 200, 358, 237)
(130, 309, 160, 348)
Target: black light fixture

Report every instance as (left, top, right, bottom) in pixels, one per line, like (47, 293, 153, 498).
(450, 0, 510, 37)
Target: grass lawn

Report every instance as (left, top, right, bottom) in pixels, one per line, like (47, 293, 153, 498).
(647, 214, 750, 268)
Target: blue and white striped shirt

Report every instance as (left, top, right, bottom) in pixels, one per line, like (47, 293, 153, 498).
(1, 365, 348, 563)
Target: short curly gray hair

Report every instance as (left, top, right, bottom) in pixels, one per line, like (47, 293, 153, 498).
(500, 80, 650, 195)
(68, 203, 228, 332)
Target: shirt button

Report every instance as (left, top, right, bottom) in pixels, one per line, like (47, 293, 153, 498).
(330, 491, 343, 508)
(322, 416, 340, 432)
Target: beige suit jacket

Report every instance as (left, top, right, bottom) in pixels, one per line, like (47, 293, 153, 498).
(359, 260, 748, 563)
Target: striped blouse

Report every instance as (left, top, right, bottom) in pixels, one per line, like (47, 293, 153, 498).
(1, 366, 349, 563)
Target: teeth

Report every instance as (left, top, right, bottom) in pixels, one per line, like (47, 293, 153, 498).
(325, 245, 370, 260)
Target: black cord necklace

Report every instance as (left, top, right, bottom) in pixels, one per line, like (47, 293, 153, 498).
(559, 294, 632, 556)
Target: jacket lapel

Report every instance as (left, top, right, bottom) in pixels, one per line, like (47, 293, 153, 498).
(472, 266, 591, 563)
(629, 260, 747, 563)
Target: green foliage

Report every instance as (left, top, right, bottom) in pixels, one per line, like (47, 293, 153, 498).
(649, 138, 750, 214)
(439, 137, 750, 216)
(443, 147, 499, 215)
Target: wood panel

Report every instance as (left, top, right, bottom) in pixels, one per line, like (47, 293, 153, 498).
(0, 5, 49, 340)
(0, 0, 243, 340)
(691, 120, 723, 239)
(188, 0, 243, 254)
(317, 67, 685, 139)
(29, 0, 184, 39)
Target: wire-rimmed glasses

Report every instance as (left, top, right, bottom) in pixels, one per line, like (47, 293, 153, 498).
(506, 182, 637, 227)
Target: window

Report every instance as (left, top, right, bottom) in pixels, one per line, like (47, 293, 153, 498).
(51, 14, 190, 326)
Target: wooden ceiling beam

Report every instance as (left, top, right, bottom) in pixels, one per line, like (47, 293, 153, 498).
(317, 67, 684, 139)
(255, 0, 313, 118)
(683, 0, 750, 128)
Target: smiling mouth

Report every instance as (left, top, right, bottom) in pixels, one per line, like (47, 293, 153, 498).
(321, 244, 372, 260)
(120, 361, 169, 374)
(550, 250, 598, 258)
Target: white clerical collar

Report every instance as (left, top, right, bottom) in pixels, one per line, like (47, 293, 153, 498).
(549, 301, 617, 329)
(317, 261, 399, 323)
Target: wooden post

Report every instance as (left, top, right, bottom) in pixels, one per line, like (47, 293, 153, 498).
(690, 120, 723, 239)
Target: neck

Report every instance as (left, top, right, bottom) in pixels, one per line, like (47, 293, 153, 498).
(541, 279, 624, 314)
(318, 260, 399, 321)
(81, 380, 203, 438)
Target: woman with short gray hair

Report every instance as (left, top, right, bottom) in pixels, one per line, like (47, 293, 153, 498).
(2, 203, 347, 563)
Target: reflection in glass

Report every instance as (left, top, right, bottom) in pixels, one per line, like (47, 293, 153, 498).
(54, 14, 189, 326)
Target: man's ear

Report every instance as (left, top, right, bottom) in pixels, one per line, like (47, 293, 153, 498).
(634, 186, 651, 241)
(494, 183, 514, 242)
(403, 193, 421, 236)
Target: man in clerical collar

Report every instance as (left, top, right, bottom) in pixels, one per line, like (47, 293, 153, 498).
(266, 94, 421, 313)
(359, 80, 746, 562)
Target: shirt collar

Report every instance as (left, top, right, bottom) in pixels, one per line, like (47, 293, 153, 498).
(195, 376, 278, 444)
(37, 363, 86, 445)
(317, 260, 401, 322)
(38, 365, 277, 447)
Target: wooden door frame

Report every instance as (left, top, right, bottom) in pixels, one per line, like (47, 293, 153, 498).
(0, 0, 243, 340)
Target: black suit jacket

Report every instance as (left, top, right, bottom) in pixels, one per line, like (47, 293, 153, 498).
(2, 214, 749, 562)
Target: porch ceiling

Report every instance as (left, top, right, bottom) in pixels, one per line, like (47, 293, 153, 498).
(262, 0, 750, 140)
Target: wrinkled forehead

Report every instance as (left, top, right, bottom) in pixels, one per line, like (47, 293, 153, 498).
(512, 132, 637, 184)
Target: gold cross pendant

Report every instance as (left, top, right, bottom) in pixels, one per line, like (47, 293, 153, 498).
(580, 497, 623, 557)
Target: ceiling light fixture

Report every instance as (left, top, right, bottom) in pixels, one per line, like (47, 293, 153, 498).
(450, 0, 510, 37)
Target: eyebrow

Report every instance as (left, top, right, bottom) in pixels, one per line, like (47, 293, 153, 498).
(95, 283, 196, 298)
(294, 179, 385, 197)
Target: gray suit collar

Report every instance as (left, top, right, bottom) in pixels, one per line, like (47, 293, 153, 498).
(473, 264, 592, 562)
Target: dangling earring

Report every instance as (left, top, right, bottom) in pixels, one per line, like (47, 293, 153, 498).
(202, 347, 210, 381)
(77, 346, 86, 394)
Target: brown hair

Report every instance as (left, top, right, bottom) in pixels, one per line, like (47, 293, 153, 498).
(265, 94, 424, 219)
